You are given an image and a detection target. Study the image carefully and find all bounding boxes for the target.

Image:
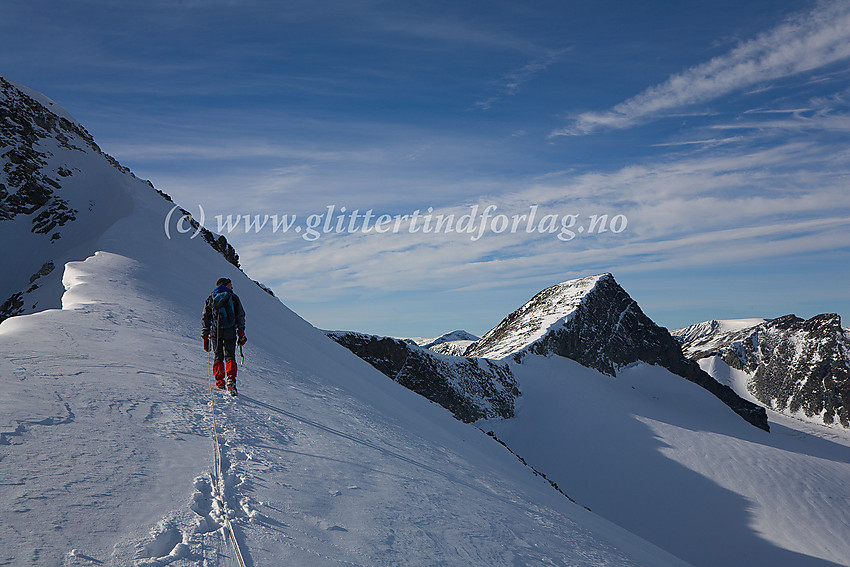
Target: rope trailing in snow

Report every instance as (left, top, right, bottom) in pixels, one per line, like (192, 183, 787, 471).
(207, 347, 248, 567)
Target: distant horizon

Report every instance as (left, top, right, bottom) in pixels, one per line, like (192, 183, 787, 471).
(2, 0, 848, 338)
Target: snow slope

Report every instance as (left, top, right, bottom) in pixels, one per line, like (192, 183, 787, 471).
(482, 356, 850, 567)
(0, 80, 690, 566)
(697, 354, 758, 402)
(0, 74, 135, 317)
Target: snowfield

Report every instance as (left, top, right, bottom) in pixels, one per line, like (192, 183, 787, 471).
(672, 319, 769, 346)
(482, 356, 850, 567)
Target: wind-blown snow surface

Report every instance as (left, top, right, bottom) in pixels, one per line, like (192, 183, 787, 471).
(482, 356, 850, 567)
(0, 147, 688, 564)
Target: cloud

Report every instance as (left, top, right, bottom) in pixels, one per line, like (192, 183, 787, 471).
(475, 49, 568, 110)
(229, 135, 850, 309)
(553, 1, 850, 135)
(105, 140, 384, 163)
(651, 136, 744, 147)
(370, 13, 549, 57)
(709, 113, 850, 133)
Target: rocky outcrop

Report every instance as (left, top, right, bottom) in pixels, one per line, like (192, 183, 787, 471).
(152, 189, 240, 269)
(0, 76, 87, 238)
(327, 331, 519, 423)
(0, 262, 54, 320)
(466, 274, 769, 431)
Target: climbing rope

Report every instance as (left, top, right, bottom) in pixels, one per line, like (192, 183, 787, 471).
(207, 343, 248, 567)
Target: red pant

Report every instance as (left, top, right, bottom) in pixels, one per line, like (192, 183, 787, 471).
(212, 360, 237, 388)
(210, 332, 237, 388)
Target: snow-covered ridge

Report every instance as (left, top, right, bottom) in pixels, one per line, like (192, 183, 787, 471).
(0, 75, 240, 323)
(1, 74, 136, 321)
(672, 318, 768, 347)
(327, 329, 518, 422)
(1, 73, 80, 125)
(676, 314, 850, 427)
(466, 273, 610, 360)
(428, 338, 477, 356)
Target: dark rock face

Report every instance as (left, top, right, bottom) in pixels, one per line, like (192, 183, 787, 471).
(0, 76, 87, 236)
(327, 331, 519, 423)
(676, 314, 850, 427)
(466, 274, 769, 431)
(0, 261, 56, 321)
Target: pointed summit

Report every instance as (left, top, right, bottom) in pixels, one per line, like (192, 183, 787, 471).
(466, 274, 612, 361)
(466, 273, 769, 430)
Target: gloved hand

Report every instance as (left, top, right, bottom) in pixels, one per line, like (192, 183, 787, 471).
(203, 335, 210, 352)
(237, 330, 247, 346)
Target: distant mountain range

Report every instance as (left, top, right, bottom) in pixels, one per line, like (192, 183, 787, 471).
(339, 274, 850, 431)
(335, 274, 770, 430)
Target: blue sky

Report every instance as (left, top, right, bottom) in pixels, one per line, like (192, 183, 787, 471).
(2, 0, 849, 337)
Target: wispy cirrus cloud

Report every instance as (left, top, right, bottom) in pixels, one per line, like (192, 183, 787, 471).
(552, 1, 850, 136)
(475, 49, 568, 110)
(650, 136, 744, 147)
(231, 137, 850, 312)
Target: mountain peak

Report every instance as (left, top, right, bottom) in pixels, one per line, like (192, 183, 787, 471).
(423, 329, 480, 348)
(466, 273, 768, 430)
(421, 329, 481, 356)
(465, 273, 613, 360)
(1, 73, 79, 126)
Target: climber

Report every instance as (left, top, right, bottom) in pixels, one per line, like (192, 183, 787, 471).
(202, 277, 246, 395)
